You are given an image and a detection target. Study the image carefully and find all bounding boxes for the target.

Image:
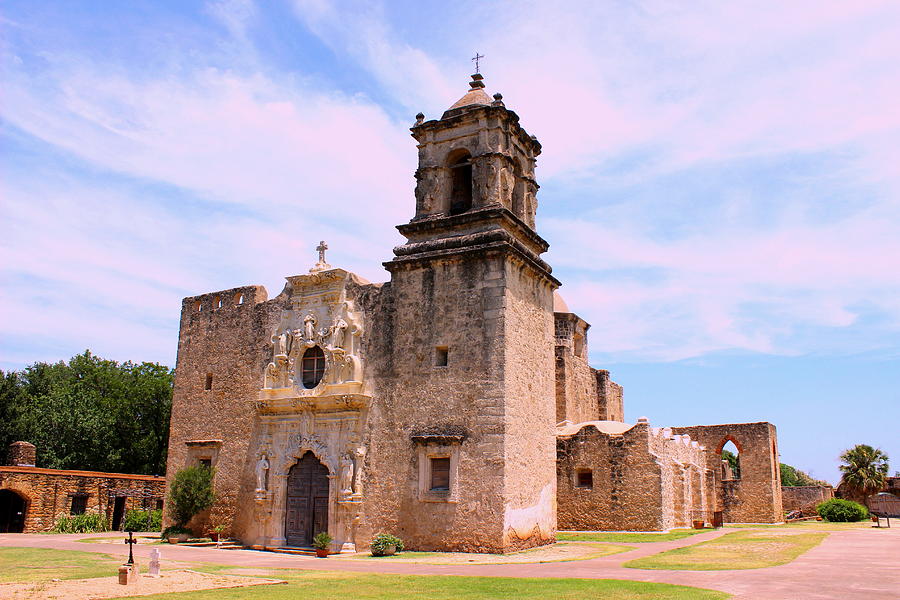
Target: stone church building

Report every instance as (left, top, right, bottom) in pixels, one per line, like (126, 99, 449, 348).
(165, 74, 783, 553)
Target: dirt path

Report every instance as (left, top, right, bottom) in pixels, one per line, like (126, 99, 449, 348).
(2, 526, 897, 599)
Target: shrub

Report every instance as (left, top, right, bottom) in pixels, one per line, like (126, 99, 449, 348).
(52, 512, 109, 533)
(168, 465, 216, 527)
(162, 524, 193, 538)
(123, 509, 162, 532)
(816, 498, 869, 522)
(370, 533, 405, 556)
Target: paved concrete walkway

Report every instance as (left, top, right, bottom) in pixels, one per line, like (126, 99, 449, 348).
(2, 525, 897, 599)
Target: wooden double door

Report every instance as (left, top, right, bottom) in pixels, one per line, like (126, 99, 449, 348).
(284, 452, 329, 547)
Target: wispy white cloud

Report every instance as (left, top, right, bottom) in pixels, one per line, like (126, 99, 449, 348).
(2, 0, 899, 370)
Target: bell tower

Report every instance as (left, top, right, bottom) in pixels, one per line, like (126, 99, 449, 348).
(410, 73, 542, 230)
(360, 73, 560, 553)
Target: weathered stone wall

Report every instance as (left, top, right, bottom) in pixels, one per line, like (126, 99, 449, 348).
(360, 248, 556, 553)
(6, 442, 36, 467)
(0, 466, 165, 532)
(671, 422, 783, 523)
(554, 313, 597, 424)
(165, 284, 283, 537)
(360, 256, 507, 552)
(557, 420, 710, 531)
(502, 258, 557, 549)
(594, 369, 624, 422)
(782, 485, 833, 516)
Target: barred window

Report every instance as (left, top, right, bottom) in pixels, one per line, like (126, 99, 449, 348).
(70, 495, 88, 515)
(301, 346, 326, 389)
(430, 457, 451, 491)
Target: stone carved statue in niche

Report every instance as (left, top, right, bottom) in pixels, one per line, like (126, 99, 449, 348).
(255, 453, 270, 493)
(351, 446, 365, 495)
(339, 453, 354, 496)
(272, 331, 292, 359)
(330, 315, 348, 350)
(303, 313, 317, 344)
(264, 356, 293, 389)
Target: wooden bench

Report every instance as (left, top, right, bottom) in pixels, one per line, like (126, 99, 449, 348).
(868, 492, 900, 527)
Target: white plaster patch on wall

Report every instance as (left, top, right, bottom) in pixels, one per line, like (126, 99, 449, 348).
(504, 482, 555, 539)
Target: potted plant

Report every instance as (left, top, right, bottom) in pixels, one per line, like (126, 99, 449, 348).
(162, 525, 192, 544)
(370, 533, 404, 557)
(209, 524, 226, 542)
(312, 531, 332, 557)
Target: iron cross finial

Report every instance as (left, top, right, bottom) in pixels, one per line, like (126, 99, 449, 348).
(472, 52, 484, 74)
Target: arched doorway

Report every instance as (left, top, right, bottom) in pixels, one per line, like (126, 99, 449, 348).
(0, 490, 27, 533)
(284, 452, 329, 547)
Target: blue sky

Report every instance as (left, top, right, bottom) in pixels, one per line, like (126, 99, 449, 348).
(2, 0, 898, 484)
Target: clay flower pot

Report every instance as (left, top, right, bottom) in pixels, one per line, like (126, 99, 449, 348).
(168, 533, 189, 544)
(315, 548, 329, 558)
(692, 520, 705, 529)
(382, 544, 397, 556)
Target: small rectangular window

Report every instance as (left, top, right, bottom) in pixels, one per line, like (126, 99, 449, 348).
(155, 499, 164, 511)
(204, 373, 213, 390)
(70, 495, 88, 515)
(435, 346, 449, 367)
(576, 469, 593, 489)
(199, 458, 212, 469)
(430, 457, 451, 491)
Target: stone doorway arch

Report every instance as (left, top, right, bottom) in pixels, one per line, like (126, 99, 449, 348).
(0, 489, 27, 533)
(284, 451, 329, 547)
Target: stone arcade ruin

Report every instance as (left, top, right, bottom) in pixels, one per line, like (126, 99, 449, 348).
(164, 74, 783, 553)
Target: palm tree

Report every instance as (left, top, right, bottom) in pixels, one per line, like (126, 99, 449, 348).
(839, 444, 889, 502)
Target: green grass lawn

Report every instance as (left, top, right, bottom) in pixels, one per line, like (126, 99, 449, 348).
(624, 529, 827, 570)
(351, 542, 633, 564)
(558, 529, 706, 543)
(0, 547, 121, 582)
(135, 571, 729, 599)
(726, 521, 870, 531)
(0, 547, 729, 599)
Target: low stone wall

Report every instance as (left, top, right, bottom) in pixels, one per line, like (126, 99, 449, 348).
(557, 419, 711, 531)
(782, 485, 833, 516)
(0, 466, 165, 533)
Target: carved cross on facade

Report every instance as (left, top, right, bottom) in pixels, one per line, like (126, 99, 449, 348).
(472, 52, 484, 74)
(309, 240, 332, 273)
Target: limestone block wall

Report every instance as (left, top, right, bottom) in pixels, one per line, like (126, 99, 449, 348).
(165, 284, 283, 536)
(782, 485, 833, 516)
(501, 258, 557, 550)
(0, 466, 165, 532)
(594, 369, 624, 422)
(359, 256, 510, 552)
(553, 313, 596, 424)
(671, 422, 783, 523)
(556, 421, 711, 531)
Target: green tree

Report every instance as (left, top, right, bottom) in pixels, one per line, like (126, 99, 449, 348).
(168, 465, 216, 529)
(839, 444, 889, 500)
(0, 351, 173, 474)
(780, 463, 828, 487)
(722, 449, 741, 479)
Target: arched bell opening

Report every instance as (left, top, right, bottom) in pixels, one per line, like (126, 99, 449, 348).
(447, 150, 473, 215)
